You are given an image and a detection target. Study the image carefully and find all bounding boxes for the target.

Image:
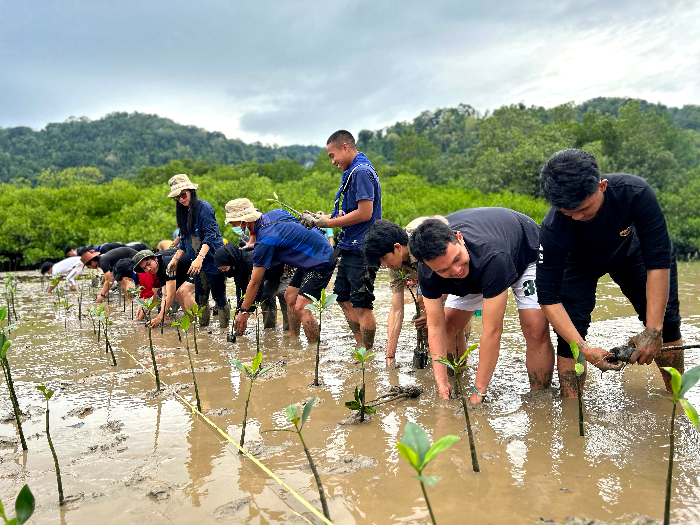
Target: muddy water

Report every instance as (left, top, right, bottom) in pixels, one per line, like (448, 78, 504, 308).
(1, 263, 700, 524)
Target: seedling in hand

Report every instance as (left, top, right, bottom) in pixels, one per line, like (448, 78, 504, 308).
(651, 365, 700, 525)
(135, 296, 161, 390)
(434, 343, 480, 472)
(396, 422, 460, 525)
(0, 484, 35, 524)
(172, 315, 202, 412)
(0, 307, 26, 451)
(345, 347, 376, 422)
(570, 342, 586, 436)
(35, 384, 64, 506)
(264, 398, 331, 520)
(304, 289, 337, 386)
(231, 351, 272, 452)
(267, 191, 302, 217)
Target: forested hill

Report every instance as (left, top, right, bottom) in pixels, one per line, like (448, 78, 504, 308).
(0, 112, 322, 184)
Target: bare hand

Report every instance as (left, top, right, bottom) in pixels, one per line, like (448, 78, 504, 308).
(469, 392, 485, 404)
(412, 311, 427, 329)
(628, 327, 663, 366)
(188, 257, 202, 275)
(166, 259, 177, 277)
(148, 314, 163, 328)
(584, 346, 625, 372)
(234, 312, 250, 334)
(96, 294, 105, 304)
(437, 381, 452, 400)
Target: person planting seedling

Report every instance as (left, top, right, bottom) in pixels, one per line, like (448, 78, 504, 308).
(0, 484, 35, 524)
(1, 306, 27, 451)
(570, 342, 586, 436)
(651, 365, 700, 525)
(135, 296, 162, 390)
(434, 343, 480, 472)
(36, 384, 64, 506)
(171, 315, 202, 412)
(345, 347, 376, 422)
(396, 422, 460, 525)
(231, 351, 272, 452)
(264, 398, 331, 521)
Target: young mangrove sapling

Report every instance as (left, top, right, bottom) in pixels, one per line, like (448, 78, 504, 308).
(171, 315, 202, 412)
(35, 384, 64, 506)
(396, 268, 428, 368)
(0, 484, 35, 525)
(264, 398, 331, 521)
(304, 289, 337, 386)
(396, 422, 460, 525)
(231, 351, 272, 452)
(570, 341, 586, 436)
(434, 343, 480, 472)
(0, 307, 27, 451)
(345, 347, 376, 422)
(186, 303, 205, 355)
(135, 296, 161, 390)
(98, 308, 117, 366)
(651, 365, 700, 525)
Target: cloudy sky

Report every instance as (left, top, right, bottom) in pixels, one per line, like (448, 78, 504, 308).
(1, 0, 698, 146)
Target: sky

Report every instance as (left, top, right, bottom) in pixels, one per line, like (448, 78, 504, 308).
(1, 0, 698, 146)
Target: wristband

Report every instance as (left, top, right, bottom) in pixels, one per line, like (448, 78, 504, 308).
(237, 305, 256, 314)
(472, 385, 486, 397)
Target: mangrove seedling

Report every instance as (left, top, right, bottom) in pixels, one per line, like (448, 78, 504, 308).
(0, 307, 27, 451)
(267, 191, 302, 217)
(4, 273, 18, 321)
(651, 365, 700, 525)
(172, 315, 202, 412)
(186, 303, 205, 355)
(231, 351, 272, 452)
(304, 289, 337, 386)
(98, 308, 117, 366)
(396, 268, 428, 368)
(126, 285, 144, 319)
(345, 347, 377, 422)
(0, 484, 35, 524)
(135, 296, 161, 390)
(35, 384, 64, 506)
(396, 422, 460, 525)
(264, 398, 331, 520)
(570, 341, 586, 436)
(59, 300, 73, 330)
(434, 343, 480, 472)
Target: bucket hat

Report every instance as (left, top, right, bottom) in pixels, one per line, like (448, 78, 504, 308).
(80, 250, 99, 266)
(132, 249, 157, 272)
(167, 174, 198, 199)
(224, 198, 262, 224)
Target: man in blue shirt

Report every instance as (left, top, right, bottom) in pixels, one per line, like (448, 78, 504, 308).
(301, 130, 382, 350)
(228, 198, 337, 343)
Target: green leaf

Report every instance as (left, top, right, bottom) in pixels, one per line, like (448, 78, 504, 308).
(171, 321, 180, 328)
(15, 485, 34, 525)
(433, 357, 455, 371)
(0, 495, 5, 521)
(301, 397, 315, 426)
(396, 442, 419, 470)
(649, 393, 671, 400)
(680, 399, 700, 428)
(355, 347, 367, 361)
(662, 367, 682, 398)
(252, 352, 262, 374)
(345, 401, 361, 409)
(400, 422, 431, 467)
(423, 435, 460, 467)
(35, 385, 46, 395)
(414, 475, 442, 487)
(180, 315, 191, 332)
(303, 304, 316, 311)
(570, 341, 579, 360)
(0, 306, 6, 322)
(285, 404, 298, 422)
(574, 363, 584, 376)
(679, 365, 700, 399)
(320, 288, 326, 303)
(257, 366, 273, 377)
(323, 293, 338, 308)
(364, 406, 376, 414)
(231, 359, 247, 373)
(576, 352, 586, 364)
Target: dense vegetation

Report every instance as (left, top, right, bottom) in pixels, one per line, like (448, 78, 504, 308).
(0, 112, 322, 184)
(1, 97, 699, 267)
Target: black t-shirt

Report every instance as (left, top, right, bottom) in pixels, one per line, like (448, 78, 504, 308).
(99, 242, 125, 254)
(99, 247, 138, 274)
(536, 174, 671, 305)
(418, 208, 540, 300)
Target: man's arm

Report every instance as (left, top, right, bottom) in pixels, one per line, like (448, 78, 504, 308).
(629, 268, 669, 365)
(324, 200, 373, 228)
(424, 296, 451, 399)
(96, 271, 113, 303)
(470, 290, 508, 401)
(386, 291, 405, 363)
(234, 266, 266, 333)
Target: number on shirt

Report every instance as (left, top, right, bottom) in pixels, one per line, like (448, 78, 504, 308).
(522, 279, 536, 297)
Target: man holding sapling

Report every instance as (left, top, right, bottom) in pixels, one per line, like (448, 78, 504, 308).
(409, 209, 555, 401)
(299, 130, 381, 350)
(227, 198, 337, 343)
(537, 149, 682, 395)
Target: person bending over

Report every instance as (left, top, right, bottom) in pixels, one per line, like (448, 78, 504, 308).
(537, 148, 682, 395)
(41, 256, 84, 292)
(81, 246, 138, 303)
(410, 209, 555, 401)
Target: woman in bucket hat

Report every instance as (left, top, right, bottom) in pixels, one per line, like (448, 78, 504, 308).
(165, 174, 228, 327)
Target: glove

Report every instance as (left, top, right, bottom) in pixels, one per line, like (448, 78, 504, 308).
(299, 212, 317, 229)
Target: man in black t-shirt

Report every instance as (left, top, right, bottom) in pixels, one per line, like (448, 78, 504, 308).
(81, 246, 138, 303)
(409, 208, 555, 401)
(537, 149, 682, 395)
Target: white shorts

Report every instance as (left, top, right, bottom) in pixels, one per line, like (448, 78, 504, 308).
(444, 262, 540, 311)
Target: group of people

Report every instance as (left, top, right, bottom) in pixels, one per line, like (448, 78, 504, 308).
(44, 130, 684, 401)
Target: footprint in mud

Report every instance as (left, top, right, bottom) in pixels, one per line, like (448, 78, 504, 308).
(205, 407, 235, 417)
(213, 498, 250, 521)
(100, 420, 124, 433)
(563, 517, 659, 525)
(146, 481, 176, 502)
(338, 412, 371, 426)
(244, 440, 292, 460)
(143, 382, 193, 400)
(302, 454, 377, 475)
(255, 360, 287, 382)
(62, 405, 94, 419)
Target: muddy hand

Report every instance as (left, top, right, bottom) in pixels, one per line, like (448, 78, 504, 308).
(412, 311, 427, 329)
(628, 327, 663, 366)
(299, 212, 317, 229)
(587, 346, 625, 372)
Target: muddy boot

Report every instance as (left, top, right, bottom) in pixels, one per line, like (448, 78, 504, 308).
(220, 303, 230, 329)
(280, 296, 289, 331)
(262, 301, 277, 329)
(199, 305, 211, 327)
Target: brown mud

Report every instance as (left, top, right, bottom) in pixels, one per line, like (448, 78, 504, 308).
(0, 263, 699, 523)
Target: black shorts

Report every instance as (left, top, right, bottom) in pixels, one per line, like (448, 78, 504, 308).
(556, 248, 681, 358)
(333, 249, 377, 309)
(289, 262, 337, 301)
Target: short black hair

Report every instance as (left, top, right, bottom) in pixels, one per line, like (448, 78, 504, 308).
(362, 220, 409, 267)
(112, 258, 135, 282)
(40, 261, 53, 274)
(540, 149, 601, 209)
(409, 219, 459, 263)
(77, 245, 94, 256)
(63, 245, 76, 255)
(326, 130, 356, 149)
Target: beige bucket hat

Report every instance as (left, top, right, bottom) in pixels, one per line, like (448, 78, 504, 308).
(224, 198, 262, 224)
(167, 174, 198, 198)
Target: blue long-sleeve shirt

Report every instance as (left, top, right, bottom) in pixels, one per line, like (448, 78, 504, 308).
(179, 200, 224, 275)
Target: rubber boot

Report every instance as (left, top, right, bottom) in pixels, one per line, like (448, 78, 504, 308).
(200, 305, 211, 327)
(220, 303, 230, 329)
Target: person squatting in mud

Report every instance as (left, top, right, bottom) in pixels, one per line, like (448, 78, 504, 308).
(537, 148, 683, 395)
(299, 130, 382, 350)
(166, 174, 228, 328)
(227, 198, 337, 343)
(409, 208, 556, 401)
